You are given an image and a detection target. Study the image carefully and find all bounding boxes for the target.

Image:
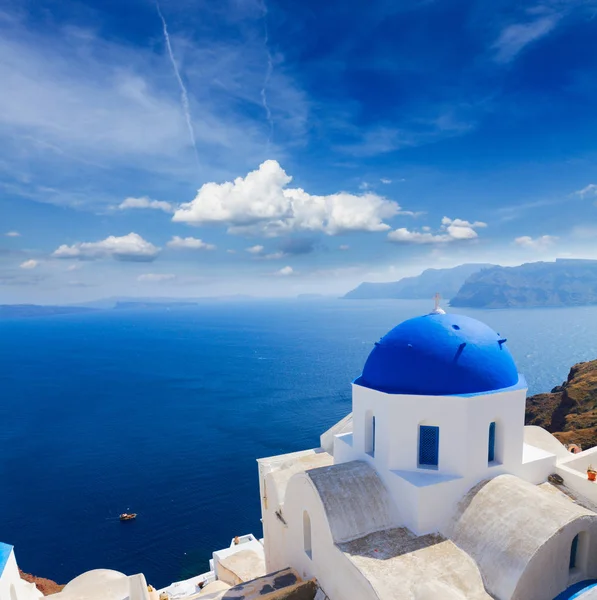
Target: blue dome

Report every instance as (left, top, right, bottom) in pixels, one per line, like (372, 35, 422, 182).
(359, 313, 519, 396)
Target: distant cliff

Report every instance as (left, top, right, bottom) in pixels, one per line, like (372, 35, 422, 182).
(526, 359, 597, 449)
(450, 259, 597, 308)
(344, 264, 494, 300)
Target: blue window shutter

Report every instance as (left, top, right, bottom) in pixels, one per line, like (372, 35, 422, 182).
(419, 426, 439, 467)
(488, 422, 496, 463)
(570, 534, 579, 569)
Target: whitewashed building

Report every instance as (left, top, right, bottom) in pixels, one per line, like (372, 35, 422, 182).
(258, 308, 597, 600)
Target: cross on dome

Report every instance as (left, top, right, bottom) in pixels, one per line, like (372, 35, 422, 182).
(431, 292, 446, 315)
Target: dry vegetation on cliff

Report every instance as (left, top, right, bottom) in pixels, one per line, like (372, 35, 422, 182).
(20, 570, 64, 596)
(526, 359, 597, 449)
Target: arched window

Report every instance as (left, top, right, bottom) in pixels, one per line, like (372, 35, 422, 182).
(570, 534, 579, 570)
(303, 511, 312, 559)
(418, 425, 439, 468)
(365, 410, 376, 457)
(488, 422, 496, 463)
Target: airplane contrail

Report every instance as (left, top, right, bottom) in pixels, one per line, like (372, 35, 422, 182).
(156, 1, 200, 167)
(260, 1, 274, 143)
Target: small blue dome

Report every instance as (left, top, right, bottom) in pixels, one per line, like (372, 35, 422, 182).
(359, 313, 519, 396)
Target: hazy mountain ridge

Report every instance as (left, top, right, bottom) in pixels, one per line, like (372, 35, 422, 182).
(344, 264, 495, 300)
(450, 259, 597, 308)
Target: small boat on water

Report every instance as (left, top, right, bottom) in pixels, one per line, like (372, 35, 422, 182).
(120, 513, 137, 521)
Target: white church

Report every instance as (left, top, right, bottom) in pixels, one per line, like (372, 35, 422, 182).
(257, 306, 597, 600)
(3, 306, 597, 600)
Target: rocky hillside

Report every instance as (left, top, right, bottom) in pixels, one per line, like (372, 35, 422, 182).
(20, 570, 64, 595)
(451, 259, 597, 308)
(525, 359, 597, 448)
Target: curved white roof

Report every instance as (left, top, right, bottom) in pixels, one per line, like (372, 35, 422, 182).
(307, 460, 398, 543)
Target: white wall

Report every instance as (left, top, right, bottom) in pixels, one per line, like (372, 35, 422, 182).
(0, 548, 43, 600)
(338, 382, 530, 535)
(282, 474, 380, 600)
(556, 452, 597, 505)
(258, 450, 334, 573)
(351, 383, 526, 477)
(513, 517, 597, 600)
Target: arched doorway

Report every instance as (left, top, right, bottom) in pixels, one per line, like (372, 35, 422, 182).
(303, 510, 312, 559)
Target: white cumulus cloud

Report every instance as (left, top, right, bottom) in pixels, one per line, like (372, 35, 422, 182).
(20, 259, 38, 269)
(5, 231, 21, 237)
(442, 217, 486, 240)
(339, 244, 350, 250)
(246, 245, 265, 254)
(514, 235, 557, 249)
(167, 236, 216, 250)
(172, 160, 402, 236)
(137, 273, 176, 282)
(52, 232, 160, 262)
(276, 266, 294, 276)
(119, 196, 174, 213)
(388, 217, 486, 244)
(380, 178, 392, 184)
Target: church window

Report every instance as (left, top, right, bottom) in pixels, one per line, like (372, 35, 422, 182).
(303, 511, 312, 559)
(488, 422, 496, 463)
(418, 425, 439, 467)
(365, 410, 376, 457)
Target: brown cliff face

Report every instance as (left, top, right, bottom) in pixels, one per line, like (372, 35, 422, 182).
(525, 359, 597, 448)
(19, 570, 64, 596)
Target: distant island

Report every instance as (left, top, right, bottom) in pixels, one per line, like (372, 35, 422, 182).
(79, 295, 254, 309)
(0, 305, 96, 318)
(343, 263, 494, 300)
(114, 301, 199, 310)
(0, 296, 258, 319)
(450, 259, 597, 309)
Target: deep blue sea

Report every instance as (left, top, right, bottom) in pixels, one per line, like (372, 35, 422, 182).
(1, 299, 597, 588)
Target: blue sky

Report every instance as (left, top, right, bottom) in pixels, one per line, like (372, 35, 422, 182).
(1, 0, 597, 302)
